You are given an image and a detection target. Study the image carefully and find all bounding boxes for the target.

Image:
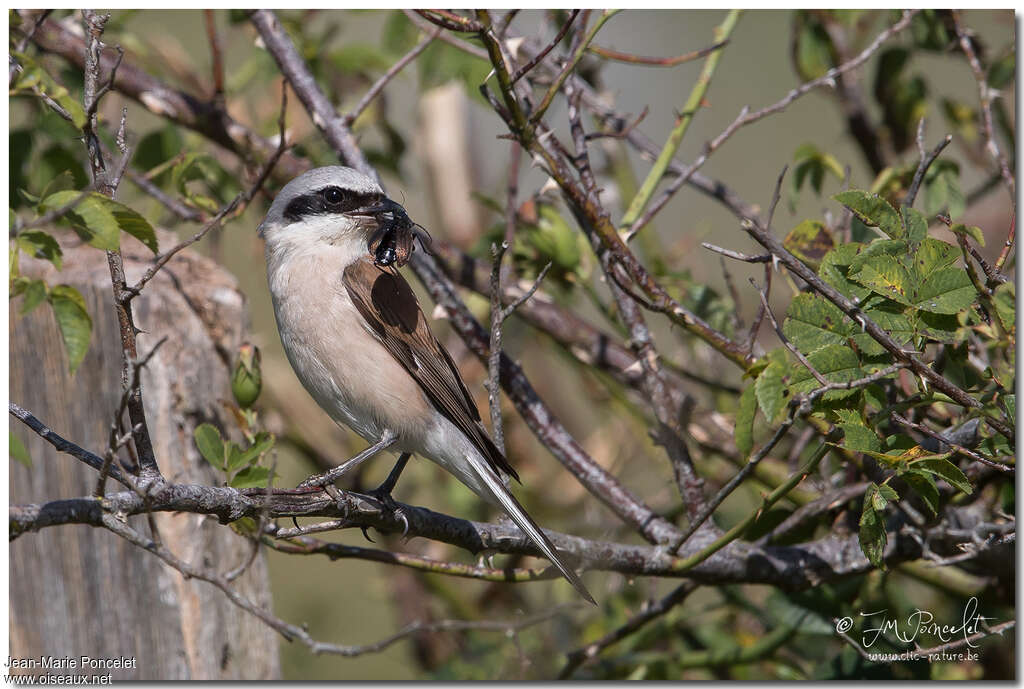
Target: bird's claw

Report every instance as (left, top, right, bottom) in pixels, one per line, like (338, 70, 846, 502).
(367, 486, 410, 539)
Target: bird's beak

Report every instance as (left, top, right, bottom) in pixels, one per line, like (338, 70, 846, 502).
(349, 196, 407, 220)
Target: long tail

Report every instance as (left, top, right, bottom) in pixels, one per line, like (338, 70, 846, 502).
(461, 450, 596, 605)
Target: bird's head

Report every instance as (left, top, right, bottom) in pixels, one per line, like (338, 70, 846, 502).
(259, 166, 427, 266)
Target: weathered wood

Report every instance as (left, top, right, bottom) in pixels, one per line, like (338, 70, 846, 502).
(10, 233, 280, 680)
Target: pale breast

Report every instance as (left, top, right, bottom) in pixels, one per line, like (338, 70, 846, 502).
(266, 245, 432, 445)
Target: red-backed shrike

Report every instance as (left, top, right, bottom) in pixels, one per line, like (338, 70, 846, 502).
(259, 166, 593, 603)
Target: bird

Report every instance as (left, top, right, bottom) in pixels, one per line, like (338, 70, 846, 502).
(258, 166, 594, 604)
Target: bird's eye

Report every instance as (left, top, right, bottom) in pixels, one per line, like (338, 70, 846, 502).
(322, 187, 345, 206)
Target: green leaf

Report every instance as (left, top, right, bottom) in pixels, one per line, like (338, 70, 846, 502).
(833, 190, 903, 239)
(39, 190, 119, 251)
(901, 207, 929, 243)
(877, 482, 898, 502)
(793, 12, 834, 81)
(784, 220, 835, 271)
(858, 501, 887, 569)
(194, 423, 226, 471)
(923, 160, 965, 220)
(16, 230, 63, 269)
(839, 423, 881, 453)
(755, 360, 790, 424)
(229, 465, 272, 489)
(819, 243, 871, 301)
(18, 278, 48, 315)
(950, 223, 985, 247)
(10, 434, 32, 468)
(735, 384, 757, 457)
(992, 282, 1015, 332)
(109, 200, 158, 253)
(10, 51, 87, 129)
(849, 238, 977, 315)
(788, 344, 864, 400)
(227, 432, 275, 472)
(47, 285, 92, 374)
(903, 470, 939, 515)
(909, 456, 972, 495)
(39, 190, 158, 254)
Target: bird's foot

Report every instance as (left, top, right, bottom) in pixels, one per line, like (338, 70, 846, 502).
(322, 484, 350, 521)
(366, 485, 410, 539)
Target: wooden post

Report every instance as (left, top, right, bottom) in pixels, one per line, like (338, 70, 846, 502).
(10, 234, 281, 680)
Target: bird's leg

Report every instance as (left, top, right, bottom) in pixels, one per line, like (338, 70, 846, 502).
(297, 431, 398, 489)
(367, 453, 412, 538)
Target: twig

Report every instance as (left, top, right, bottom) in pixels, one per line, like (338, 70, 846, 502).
(10, 402, 129, 486)
(995, 214, 1014, 274)
(98, 509, 570, 657)
(529, 10, 620, 128)
(589, 39, 728, 67)
(626, 10, 918, 236)
(621, 9, 740, 239)
(676, 418, 796, 549)
(343, 27, 440, 127)
(96, 336, 168, 497)
(204, 9, 225, 103)
(487, 145, 529, 456)
(266, 534, 557, 584)
(904, 119, 953, 209)
(892, 414, 1013, 473)
(914, 620, 1016, 656)
(129, 81, 289, 294)
(509, 9, 580, 84)
(414, 9, 484, 33)
(559, 581, 699, 678)
(952, 12, 1015, 199)
(701, 243, 772, 263)
(401, 10, 488, 60)
(80, 9, 162, 482)
(250, 9, 374, 180)
(8, 9, 53, 85)
(754, 277, 829, 386)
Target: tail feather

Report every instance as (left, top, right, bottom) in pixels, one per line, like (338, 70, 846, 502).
(462, 450, 596, 605)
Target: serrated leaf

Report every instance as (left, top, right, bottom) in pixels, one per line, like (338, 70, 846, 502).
(16, 230, 63, 270)
(735, 384, 757, 457)
(909, 456, 972, 495)
(10, 434, 32, 468)
(903, 470, 939, 515)
(755, 361, 790, 423)
(229, 465, 272, 489)
(47, 285, 92, 373)
(833, 190, 903, 239)
(840, 423, 881, 453)
(194, 423, 226, 470)
(858, 502, 887, 569)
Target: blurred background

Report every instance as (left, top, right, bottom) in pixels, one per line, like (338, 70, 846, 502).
(9, 9, 1015, 679)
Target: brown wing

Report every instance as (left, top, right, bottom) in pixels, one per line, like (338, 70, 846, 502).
(343, 258, 519, 481)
